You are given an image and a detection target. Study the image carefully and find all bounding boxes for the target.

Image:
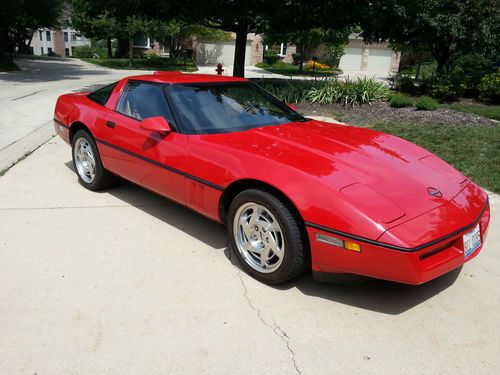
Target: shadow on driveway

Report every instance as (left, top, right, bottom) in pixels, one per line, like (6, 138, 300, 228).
(65, 161, 461, 315)
(1, 56, 109, 83)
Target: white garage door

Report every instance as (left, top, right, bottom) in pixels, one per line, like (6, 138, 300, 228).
(366, 49, 393, 72)
(196, 41, 252, 66)
(339, 48, 363, 71)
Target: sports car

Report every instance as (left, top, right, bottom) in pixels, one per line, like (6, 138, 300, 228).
(54, 72, 490, 285)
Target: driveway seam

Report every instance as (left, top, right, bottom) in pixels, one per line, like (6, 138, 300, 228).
(228, 252, 302, 375)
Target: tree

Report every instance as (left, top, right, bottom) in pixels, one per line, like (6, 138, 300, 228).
(264, 28, 349, 71)
(167, 0, 372, 77)
(0, 0, 63, 55)
(148, 21, 230, 58)
(71, 0, 118, 57)
(363, 0, 500, 73)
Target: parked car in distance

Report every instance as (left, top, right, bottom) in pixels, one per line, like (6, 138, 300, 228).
(54, 71, 490, 285)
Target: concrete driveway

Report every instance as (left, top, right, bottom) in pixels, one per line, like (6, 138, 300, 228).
(1, 56, 499, 374)
(0, 137, 499, 374)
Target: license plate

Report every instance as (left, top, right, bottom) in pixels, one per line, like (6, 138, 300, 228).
(463, 224, 481, 259)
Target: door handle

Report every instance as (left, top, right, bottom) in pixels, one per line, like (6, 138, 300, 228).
(106, 121, 116, 128)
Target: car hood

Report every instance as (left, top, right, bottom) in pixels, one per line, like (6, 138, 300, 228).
(224, 120, 467, 224)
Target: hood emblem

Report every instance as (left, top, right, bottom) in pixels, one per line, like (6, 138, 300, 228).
(427, 187, 442, 197)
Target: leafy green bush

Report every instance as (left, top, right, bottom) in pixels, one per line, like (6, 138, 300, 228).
(454, 54, 496, 96)
(261, 80, 319, 103)
(415, 96, 439, 111)
(271, 60, 291, 69)
(421, 71, 467, 101)
(389, 93, 413, 108)
(478, 69, 500, 104)
(73, 45, 100, 58)
(291, 53, 301, 65)
(263, 50, 280, 65)
(305, 77, 390, 105)
(389, 72, 418, 94)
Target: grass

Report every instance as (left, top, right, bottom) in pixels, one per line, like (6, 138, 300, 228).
(0, 52, 19, 71)
(363, 122, 500, 193)
(256, 62, 340, 77)
(441, 103, 500, 121)
(0, 150, 34, 177)
(81, 58, 198, 72)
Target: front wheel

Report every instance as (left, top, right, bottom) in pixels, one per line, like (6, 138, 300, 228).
(228, 189, 308, 284)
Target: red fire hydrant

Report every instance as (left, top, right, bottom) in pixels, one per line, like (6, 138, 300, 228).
(215, 63, 224, 75)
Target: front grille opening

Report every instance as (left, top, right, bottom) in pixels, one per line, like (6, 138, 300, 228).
(419, 241, 454, 260)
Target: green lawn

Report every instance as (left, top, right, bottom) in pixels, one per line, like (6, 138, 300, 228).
(0, 52, 19, 71)
(441, 103, 500, 121)
(256, 63, 340, 77)
(81, 58, 198, 72)
(362, 122, 500, 193)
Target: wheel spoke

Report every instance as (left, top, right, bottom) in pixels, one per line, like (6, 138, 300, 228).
(240, 218, 253, 240)
(260, 246, 271, 266)
(233, 202, 285, 274)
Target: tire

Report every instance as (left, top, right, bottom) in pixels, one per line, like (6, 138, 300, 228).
(228, 189, 308, 284)
(71, 130, 119, 191)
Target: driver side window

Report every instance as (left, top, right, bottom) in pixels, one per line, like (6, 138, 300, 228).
(116, 81, 174, 124)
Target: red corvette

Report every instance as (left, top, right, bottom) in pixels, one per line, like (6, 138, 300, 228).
(54, 72, 490, 285)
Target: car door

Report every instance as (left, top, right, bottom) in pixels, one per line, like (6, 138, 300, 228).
(98, 80, 188, 205)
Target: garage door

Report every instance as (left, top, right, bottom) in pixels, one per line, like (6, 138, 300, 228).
(366, 49, 393, 72)
(339, 48, 363, 71)
(196, 41, 252, 66)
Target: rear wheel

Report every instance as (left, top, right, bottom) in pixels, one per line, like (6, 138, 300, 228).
(72, 130, 118, 190)
(228, 189, 307, 284)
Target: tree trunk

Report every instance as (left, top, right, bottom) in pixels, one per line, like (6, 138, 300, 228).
(298, 44, 305, 72)
(128, 34, 134, 67)
(107, 38, 113, 58)
(232, 21, 248, 77)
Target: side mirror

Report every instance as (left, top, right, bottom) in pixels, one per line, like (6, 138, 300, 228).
(287, 103, 297, 111)
(140, 116, 172, 136)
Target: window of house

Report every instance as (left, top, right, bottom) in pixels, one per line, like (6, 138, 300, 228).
(39, 31, 43, 41)
(41, 47, 44, 55)
(47, 47, 52, 54)
(65, 48, 70, 57)
(116, 81, 173, 123)
(64, 32, 68, 42)
(71, 33, 77, 41)
(279, 43, 288, 57)
(133, 34, 150, 48)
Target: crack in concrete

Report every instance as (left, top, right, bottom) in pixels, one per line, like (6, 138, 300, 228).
(228, 251, 301, 375)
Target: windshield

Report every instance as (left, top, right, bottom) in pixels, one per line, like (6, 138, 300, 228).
(164, 82, 305, 134)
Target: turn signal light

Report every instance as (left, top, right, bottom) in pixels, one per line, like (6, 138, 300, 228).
(316, 233, 361, 252)
(344, 241, 361, 252)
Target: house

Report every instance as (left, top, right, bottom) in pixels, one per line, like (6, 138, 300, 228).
(30, 27, 90, 57)
(194, 33, 400, 77)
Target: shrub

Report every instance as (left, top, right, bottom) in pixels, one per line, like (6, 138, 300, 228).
(454, 54, 496, 96)
(261, 80, 320, 103)
(305, 77, 389, 105)
(478, 69, 500, 104)
(263, 50, 280, 65)
(422, 71, 466, 101)
(73, 45, 100, 58)
(271, 60, 291, 69)
(415, 96, 439, 111)
(389, 72, 418, 94)
(291, 53, 301, 65)
(389, 93, 413, 108)
(321, 43, 346, 68)
(304, 60, 331, 71)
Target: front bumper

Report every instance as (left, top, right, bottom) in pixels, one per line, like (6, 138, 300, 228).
(307, 199, 490, 285)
